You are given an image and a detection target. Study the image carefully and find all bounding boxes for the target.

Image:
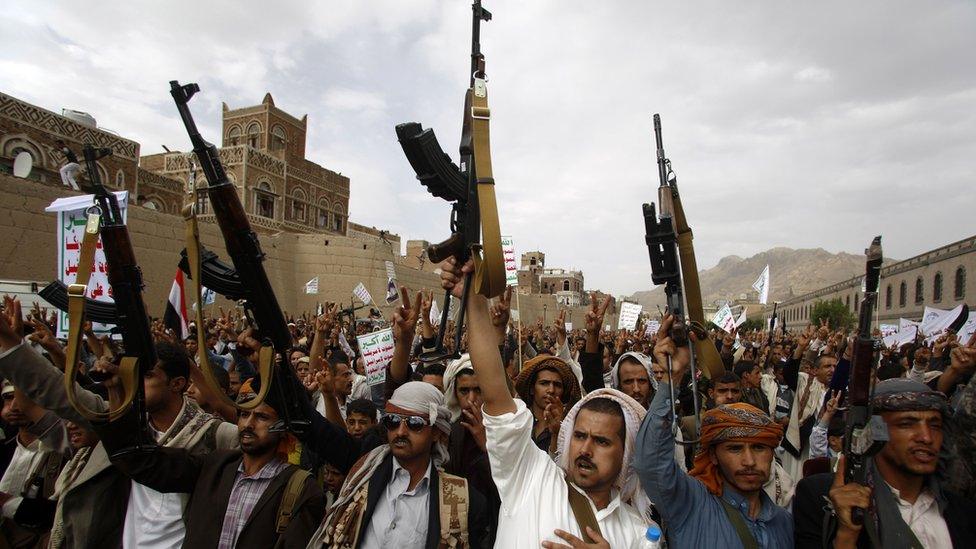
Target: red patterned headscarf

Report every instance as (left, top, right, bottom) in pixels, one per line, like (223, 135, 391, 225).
(688, 403, 783, 496)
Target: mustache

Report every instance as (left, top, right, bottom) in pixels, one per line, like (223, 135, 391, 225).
(240, 429, 256, 438)
(575, 457, 596, 469)
(392, 436, 410, 446)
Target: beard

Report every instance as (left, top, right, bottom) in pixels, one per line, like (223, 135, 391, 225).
(239, 430, 279, 456)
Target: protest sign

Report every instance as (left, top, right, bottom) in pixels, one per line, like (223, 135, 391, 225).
(711, 304, 736, 333)
(957, 312, 976, 344)
(565, 322, 572, 332)
(501, 236, 518, 287)
(45, 192, 127, 338)
(920, 305, 967, 337)
(384, 260, 397, 280)
(353, 282, 373, 305)
(617, 302, 642, 330)
(734, 308, 748, 328)
(645, 320, 660, 338)
(385, 278, 398, 304)
(305, 277, 319, 294)
(357, 328, 395, 386)
(879, 324, 898, 338)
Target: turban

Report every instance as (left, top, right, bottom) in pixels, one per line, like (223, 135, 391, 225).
(689, 403, 783, 496)
(554, 389, 646, 504)
(385, 381, 452, 437)
(514, 355, 581, 408)
(442, 354, 473, 422)
(871, 378, 949, 415)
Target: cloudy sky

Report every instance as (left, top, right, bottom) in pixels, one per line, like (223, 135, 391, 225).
(3, 0, 974, 296)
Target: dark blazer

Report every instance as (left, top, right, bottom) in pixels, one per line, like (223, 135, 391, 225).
(357, 453, 489, 549)
(793, 472, 976, 549)
(96, 417, 323, 549)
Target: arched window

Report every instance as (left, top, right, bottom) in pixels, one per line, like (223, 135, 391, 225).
(562, 280, 570, 292)
(246, 122, 261, 149)
(955, 267, 966, 300)
(290, 188, 306, 222)
(845, 295, 850, 309)
(899, 281, 907, 308)
(227, 125, 242, 146)
(885, 284, 892, 309)
(115, 170, 125, 188)
(270, 125, 287, 151)
(316, 198, 330, 229)
(933, 272, 943, 303)
(255, 181, 275, 218)
(914, 277, 924, 305)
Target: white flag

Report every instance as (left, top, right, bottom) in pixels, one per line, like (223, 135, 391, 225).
(920, 304, 967, 337)
(752, 265, 770, 305)
(305, 277, 319, 295)
(353, 282, 372, 305)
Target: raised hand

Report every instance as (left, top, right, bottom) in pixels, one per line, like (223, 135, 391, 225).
(653, 314, 694, 384)
(819, 390, 841, 423)
(391, 286, 422, 341)
(489, 285, 513, 328)
(460, 403, 487, 452)
(554, 308, 567, 347)
(0, 296, 24, 351)
(439, 257, 473, 299)
(543, 396, 564, 435)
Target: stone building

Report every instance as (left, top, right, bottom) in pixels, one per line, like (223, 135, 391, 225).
(0, 91, 184, 212)
(767, 235, 975, 330)
(141, 93, 350, 235)
(0, 90, 438, 316)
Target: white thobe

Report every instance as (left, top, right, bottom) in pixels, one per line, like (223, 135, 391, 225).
(887, 484, 952, 549)
(483, 400, 646, 548)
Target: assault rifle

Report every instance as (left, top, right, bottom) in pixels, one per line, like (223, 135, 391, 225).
(170, 81, 310, 435)
(647, 115, 725, 380)
(844, 236, 887, 527)
(395, 0, 505, 362)
(762, 302, 779, 371)
(61, 145, 152, 452)
(643, 113, 702, 447)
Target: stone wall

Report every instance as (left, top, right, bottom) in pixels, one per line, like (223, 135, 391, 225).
(0, 174, 440, 318)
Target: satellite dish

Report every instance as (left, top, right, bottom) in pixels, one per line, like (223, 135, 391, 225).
(12, 151, 33, 178)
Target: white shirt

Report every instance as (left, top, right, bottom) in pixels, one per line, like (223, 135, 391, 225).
(887, 484, 952, 549)
(121, 425, 189, 549)
(359, 459, 432, 549)
(483, 400, 646, 548)
(0, 436, 44, 495)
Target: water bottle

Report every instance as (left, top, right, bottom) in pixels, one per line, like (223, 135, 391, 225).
(635, 523, 663, 548)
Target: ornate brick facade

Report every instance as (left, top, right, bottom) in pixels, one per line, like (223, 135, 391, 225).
(144, 92, 351, 235)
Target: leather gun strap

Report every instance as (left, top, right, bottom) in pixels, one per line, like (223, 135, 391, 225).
(275, 467, 311, 534)
(564, 475, 601, 544)
(468, 80, 506, 299)
(182, 205, 273, 411)
(438, 471, 469, 548)
(63, 214, 138, 421)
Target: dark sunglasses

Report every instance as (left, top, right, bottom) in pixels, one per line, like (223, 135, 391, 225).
(382, 413, 430, 432)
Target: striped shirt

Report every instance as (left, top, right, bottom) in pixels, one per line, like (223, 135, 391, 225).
(217, 458, 289, 549)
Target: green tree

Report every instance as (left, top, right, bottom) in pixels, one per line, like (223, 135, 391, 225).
(810, 299, 856, 330)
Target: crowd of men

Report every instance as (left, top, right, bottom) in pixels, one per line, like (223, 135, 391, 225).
(0, 256, 973, 548)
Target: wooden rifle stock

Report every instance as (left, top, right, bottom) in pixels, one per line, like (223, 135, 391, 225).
(170, 81, 310, 435)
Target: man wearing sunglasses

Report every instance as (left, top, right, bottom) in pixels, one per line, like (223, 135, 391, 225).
(308, 381, 489, 548)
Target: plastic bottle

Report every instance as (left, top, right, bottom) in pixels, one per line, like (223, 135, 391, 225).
(635, 523, 663, 548)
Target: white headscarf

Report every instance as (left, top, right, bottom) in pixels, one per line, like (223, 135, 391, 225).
(553, 388, 647, 505)
(609, 351, 657, 392)
(442, 353, 473, 422)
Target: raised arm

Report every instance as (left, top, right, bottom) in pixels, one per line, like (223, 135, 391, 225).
(441, 258, 514, 416)
(634, 314, 703, 528)
(389, 287, 421, 387)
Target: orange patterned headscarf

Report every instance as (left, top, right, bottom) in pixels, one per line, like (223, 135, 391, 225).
(688, 403, 783, 496)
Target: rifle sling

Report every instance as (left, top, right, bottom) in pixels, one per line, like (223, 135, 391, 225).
(183, 205, 274, 412)
(63, 213, 139, 421)
(468, 79, 506, 299)
(565, 475, 602, 544)
(718, 498, 759, 549)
